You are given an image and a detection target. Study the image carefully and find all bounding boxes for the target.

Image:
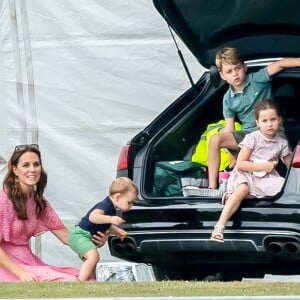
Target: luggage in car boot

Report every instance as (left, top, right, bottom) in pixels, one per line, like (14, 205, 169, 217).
(152, 160, 208, 197)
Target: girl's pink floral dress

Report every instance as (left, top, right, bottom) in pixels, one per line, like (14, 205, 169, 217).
(227, 130, 290, 198)
(0, 190, 80, 281)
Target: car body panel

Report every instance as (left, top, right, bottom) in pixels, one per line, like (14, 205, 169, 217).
(153, 0, 300, 68)
(109, 178, 300, 276)
(111, 1, 300, 280)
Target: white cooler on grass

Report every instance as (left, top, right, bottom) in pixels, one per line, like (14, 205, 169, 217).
(96, 261, 155, 282)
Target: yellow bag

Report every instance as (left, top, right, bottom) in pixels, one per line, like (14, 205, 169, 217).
(192, 120, 242, 171)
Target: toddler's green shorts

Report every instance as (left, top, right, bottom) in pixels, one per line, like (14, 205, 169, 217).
(68, 225, 96, 258)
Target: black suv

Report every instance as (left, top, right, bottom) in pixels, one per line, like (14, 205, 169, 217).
(108, 0, 300, 281)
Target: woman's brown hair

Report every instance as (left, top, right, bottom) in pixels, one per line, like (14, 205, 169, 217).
(3, 145, 47, 220)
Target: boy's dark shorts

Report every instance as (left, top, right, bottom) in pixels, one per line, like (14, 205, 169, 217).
(229, 131, 248, 158)
(232, 131, 248, 145)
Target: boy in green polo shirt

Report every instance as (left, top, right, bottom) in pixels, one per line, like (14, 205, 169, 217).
(208, 47, 300, 189)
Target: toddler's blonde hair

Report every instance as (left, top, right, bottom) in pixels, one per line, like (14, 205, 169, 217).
(109, 177, 138, 196)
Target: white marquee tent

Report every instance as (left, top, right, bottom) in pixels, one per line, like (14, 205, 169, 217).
(0, 0, 204, 268)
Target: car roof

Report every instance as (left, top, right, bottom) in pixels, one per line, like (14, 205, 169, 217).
(153, 0, 300, 69)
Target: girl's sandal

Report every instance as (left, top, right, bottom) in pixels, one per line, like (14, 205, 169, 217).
(210, 225, 225, 242)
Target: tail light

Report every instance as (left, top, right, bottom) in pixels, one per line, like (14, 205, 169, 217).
(292, 143, 300, 168)
(117, 145, 130, 171)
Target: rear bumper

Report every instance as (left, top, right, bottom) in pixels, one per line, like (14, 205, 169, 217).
(109, 229, 300, 268)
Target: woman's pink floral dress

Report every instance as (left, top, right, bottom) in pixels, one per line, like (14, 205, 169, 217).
(0, 190, 80, 281)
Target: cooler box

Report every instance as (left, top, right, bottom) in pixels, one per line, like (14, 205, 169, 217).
(96, 261, 155, 282)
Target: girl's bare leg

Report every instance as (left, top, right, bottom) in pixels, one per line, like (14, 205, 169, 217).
(211, 183, 249, 242)
(217, 183, 249, 226)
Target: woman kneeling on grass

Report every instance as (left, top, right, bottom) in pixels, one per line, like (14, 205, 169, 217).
(211, 99, 292, 242)
(0, 144, 107, 282)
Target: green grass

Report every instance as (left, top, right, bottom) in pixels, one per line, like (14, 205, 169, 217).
(0, 281, 300, 298)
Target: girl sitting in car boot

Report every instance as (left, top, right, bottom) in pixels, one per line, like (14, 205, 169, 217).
(211, 99, 292, 242)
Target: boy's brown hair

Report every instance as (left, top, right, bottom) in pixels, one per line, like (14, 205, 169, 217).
(109, 177, 138, 196)
(215, 47, 244, 72)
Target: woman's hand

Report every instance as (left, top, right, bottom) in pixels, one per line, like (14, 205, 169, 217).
(0, 247, 37, 282)
(18, 270, 37, 282)
(92, 230, 109, 248)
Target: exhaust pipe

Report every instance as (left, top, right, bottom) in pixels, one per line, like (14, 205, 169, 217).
(111, 237, 137, 257)
(113, 243, 125, 256)
(266, 240, 300, 254)
(123, 243, 136, 256)
(266, 242, 284, 254)
(284, 242, 300, 254)
(113, 243, 136, 256)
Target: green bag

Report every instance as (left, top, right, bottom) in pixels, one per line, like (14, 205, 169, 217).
(152, 160, 208, 197)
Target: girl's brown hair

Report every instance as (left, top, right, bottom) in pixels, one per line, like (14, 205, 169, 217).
(3, 145, 47, 220)
(254, 99, 281, 120)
